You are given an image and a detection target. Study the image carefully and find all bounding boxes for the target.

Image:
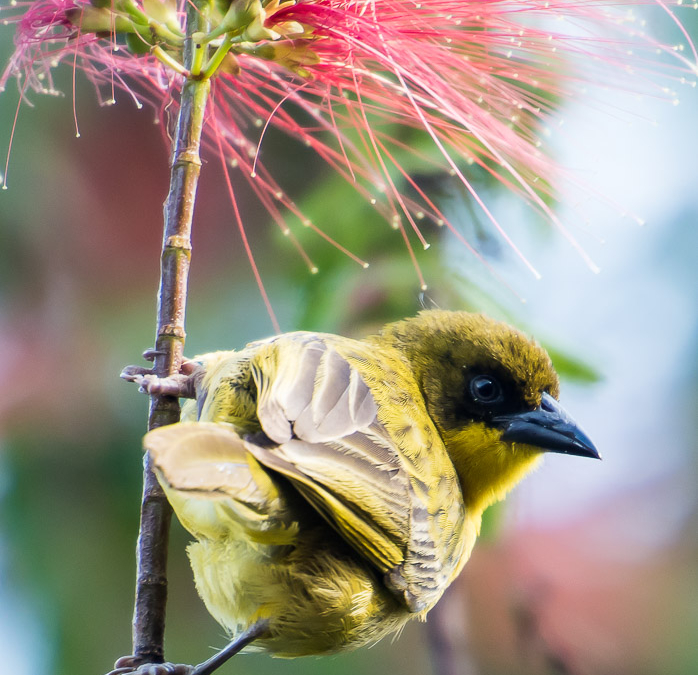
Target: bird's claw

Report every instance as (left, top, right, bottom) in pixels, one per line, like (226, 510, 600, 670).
(142, 348, 166, 362)
(121, 355, 202, 398)
(107, 617, 267, 675)
(121, 370, 197, 398)
(121, 365, 154, 381)
(120, 366, 159, 394)
(107, 656, 193, 675)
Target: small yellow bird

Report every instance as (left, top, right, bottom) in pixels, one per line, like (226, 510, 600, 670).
(130, 310, 598, 665)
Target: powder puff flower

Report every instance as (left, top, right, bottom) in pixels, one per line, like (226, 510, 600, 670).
(2, 0, 696, 288)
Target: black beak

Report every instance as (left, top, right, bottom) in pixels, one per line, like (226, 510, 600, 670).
(493, 392, 600, 459)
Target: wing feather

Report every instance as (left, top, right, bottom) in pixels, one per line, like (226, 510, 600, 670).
(245, 334, 466, 612)
(254, 338, 378, 444)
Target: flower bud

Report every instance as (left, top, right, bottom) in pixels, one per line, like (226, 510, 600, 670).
(66, 6, 136, 34)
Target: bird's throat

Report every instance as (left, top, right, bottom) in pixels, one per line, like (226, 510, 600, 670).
(443, 422, 543, 517)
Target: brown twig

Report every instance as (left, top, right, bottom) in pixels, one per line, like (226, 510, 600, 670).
(129, 1, 212, 665)
(513, 584, 579, 675)
(426, 581, 479, 675)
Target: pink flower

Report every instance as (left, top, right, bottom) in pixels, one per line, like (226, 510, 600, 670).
(2, 0, 696, 291)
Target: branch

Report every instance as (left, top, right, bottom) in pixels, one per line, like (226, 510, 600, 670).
(426, 582, 479, 675)
(129, 1, 212, 665)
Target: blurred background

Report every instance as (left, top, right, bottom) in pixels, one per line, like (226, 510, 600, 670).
(1, 10, 697, 675)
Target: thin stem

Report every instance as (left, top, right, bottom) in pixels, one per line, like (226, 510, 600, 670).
(202, 35, 234, 80)
(190, 32, 207, 78)
(426, 583, 479, 675)
(130, 0, 212, 664)
(152, 46, 190, 77)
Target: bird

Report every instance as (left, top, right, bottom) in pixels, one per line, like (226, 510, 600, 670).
(130, 309, 599, 664)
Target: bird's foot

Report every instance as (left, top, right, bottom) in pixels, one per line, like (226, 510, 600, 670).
(107, 656, 193, 675)
(107, 622, 268, 675)
(121, 352, 201, 398)
(120, 368, 196, 398)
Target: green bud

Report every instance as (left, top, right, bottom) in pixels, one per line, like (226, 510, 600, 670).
(142, 0, 179, 29)
(276, 21, 305, 37)
(241, 13, 279, 42)
(244, 43, 275, 60)
(126, 32, 154, 55)
(206, 0, 265, 42)
(66, 6, 136, 34)
(243, 41, 319, 72)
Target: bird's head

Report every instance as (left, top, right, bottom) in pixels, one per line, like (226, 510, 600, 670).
(376, 310, 599, 515)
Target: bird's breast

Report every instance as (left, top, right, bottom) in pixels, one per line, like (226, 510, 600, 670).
(187, 527, 410, 656)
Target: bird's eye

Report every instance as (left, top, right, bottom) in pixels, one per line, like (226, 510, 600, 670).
(469, 375, 503, 404)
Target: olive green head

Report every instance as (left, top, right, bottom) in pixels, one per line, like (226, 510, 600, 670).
(376, 310, 598, 513)
(377, 310, 559, 425)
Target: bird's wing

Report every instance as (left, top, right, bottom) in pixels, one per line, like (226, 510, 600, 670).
(247, 334, 466, 612)
(249, 334, 378, 444)
(144, 421, 299, 545)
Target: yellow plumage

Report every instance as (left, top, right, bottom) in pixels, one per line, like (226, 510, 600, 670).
(143, 310, 598, 657)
